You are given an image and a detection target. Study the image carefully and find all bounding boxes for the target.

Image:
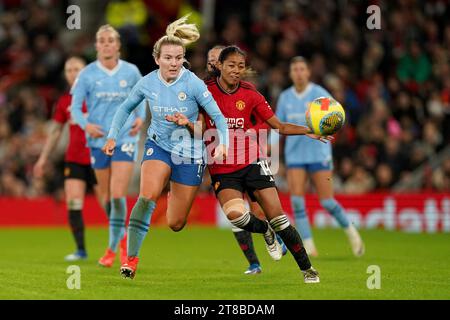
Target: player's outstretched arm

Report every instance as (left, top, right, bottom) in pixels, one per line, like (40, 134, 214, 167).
(265, 115, 333, 143)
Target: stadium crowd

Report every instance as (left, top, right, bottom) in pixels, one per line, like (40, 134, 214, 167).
(0, 0, 449, 197)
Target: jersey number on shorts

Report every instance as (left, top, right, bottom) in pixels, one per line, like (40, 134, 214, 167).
(258, 160, 274, 182)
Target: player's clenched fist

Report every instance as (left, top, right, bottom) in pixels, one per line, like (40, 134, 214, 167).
(102, 138, 116, 156)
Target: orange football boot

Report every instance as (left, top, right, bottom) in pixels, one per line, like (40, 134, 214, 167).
(98, 248, 116, 268)
(120, 256, 139, 279)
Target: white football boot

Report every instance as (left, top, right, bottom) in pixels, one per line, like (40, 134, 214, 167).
(345, 224, 365, 257)
(302, 267, 320, 283)
(263, 225, 283, 261)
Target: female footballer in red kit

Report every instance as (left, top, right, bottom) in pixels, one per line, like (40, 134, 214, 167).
(34, 57, 102, 261)
(168, 46, 333, 283)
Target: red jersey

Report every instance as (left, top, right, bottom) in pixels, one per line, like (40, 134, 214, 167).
(52, 93, 91, 165)
(203, 78, 275, 175)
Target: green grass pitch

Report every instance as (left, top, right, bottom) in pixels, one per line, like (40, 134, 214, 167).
(0, 227, 449, 300)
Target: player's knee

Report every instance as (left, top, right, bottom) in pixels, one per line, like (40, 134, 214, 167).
(320, 198, 339, 212)
(111, 189, 127, 199)
(222, 198, 246, 221)
(67, 198, 83, 211)
(168, 218, 186, 232)
(139, 192, 159, 202)
(227, 210, 244, 220)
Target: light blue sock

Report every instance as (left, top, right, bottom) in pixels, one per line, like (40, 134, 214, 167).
(109, 197, 127, 252)
(290, 195, 312, 240)
(128, 197, 156, 257)
(320, 198, 350, 228)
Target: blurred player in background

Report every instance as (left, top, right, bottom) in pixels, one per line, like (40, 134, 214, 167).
(274, 56, 364, 257)
(102, 15, 229, 279)
(173, 46, 333, 283)
(206, 45, 286, 275)
(33, 57, 99, 261)
(70, 25, 146, 267)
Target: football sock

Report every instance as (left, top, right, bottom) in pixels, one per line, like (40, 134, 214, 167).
(108, 197, 127, 252)
(128, 197, 156, 257)
(291, 195, 313, 240)
(68, 209, 85, 252)
(104, 201, 111, 219)
(270, 215, 312, 271)
(232, 227, 260, 266)
(230, 211, 269, 234)
(320, 198, 350, 228)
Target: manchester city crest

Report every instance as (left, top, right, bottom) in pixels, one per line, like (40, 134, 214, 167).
(178, 91, 187, 101)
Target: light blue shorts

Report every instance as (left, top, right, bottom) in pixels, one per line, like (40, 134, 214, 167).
(90, 143, 137, 169)
(286, 160, 333, 173)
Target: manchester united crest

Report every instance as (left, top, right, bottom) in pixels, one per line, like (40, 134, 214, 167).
(236, 100, 245, 111)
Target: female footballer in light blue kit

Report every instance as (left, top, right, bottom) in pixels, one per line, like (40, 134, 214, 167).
(102, 15, 229, 279)
(71, 25, 146, 267)
(275, 56, 364, 257)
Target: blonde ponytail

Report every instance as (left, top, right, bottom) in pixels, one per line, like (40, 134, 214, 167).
(153, 14, 200, 59)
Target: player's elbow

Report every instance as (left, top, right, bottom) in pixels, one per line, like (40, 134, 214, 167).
(275, 123, 287, 134)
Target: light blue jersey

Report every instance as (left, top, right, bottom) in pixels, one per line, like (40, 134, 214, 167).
(275, 83, 333, 165)
(71, 59, 145, 148)
(107, 67, 228, 161)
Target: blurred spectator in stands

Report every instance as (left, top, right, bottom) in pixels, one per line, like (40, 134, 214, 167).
(379, 137, 406, 179)
(220, 15, 248, 51)
(427, 91, 446, 121)
(262, 65, 286, 106)
(342, 165, 375, 194)
(338, 157, 354, 183)
(309, 53, 326, 84)
(356, 144, 378, 173)
(0, 171, 26, 197)
(422, 120, 444, 154)
(432, 158, 450, 192)
(407, 143, 428, 172)
(362, 40, 385, 78)
(374, 163, 394, 192)
(396, 41, 432, 91)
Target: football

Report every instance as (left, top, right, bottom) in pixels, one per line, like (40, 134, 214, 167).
(305, 97, 346, 135)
